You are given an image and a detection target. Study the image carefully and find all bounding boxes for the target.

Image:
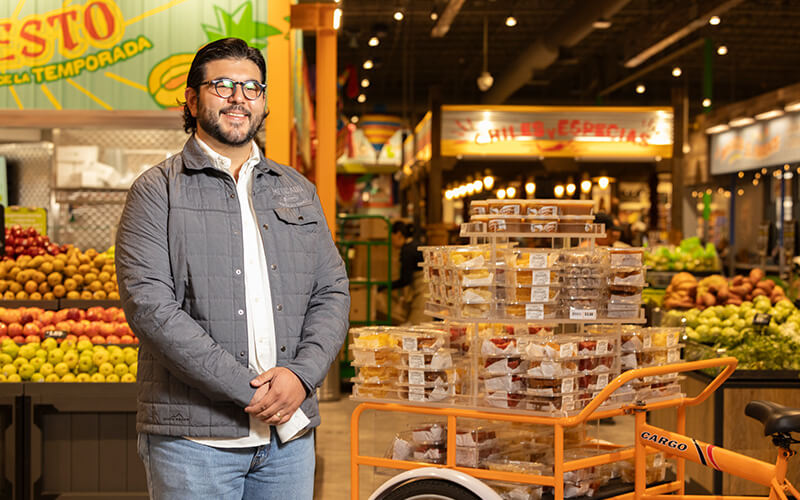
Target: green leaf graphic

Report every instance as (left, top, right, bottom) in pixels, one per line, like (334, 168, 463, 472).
(202, 1, 283, 48)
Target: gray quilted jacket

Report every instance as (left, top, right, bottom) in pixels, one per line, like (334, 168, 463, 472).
(115, 136, 350, 437)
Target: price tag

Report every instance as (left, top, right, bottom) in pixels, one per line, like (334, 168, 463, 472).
(531, 286, 549, 302)
(562, 378, 574, 394)
(666, 332, 678, 347)
(529, 253, 548, 268)
(753, 313, 772, 326)
(569, 307, 597, 320)
(525, 303, 544, 320)
(597, 340, 609, 355)
(532, 270, 551, 285)
(597, 374, 609, 388)
(643, 336, 652, 349)
(562, 394, 575, 410)
(500, 204, 520, 215)
(43, 329, 68, 340)
(408, 370, 426, 385)
(559, 342, 576, 358)
(667, 349, 680, 363)
(408, 391, 426, 402)
(408, 352, 425, 369)
(402, 337, 418, 351)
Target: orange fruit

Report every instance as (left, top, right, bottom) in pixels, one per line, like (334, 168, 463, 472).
(40, 262, 53, 274)
(46, 272, 62, 287)
(63, 265, 76, 277)
(29, 292, 41, 300)
(3, 291, 13, 300)
(84, 272, 98, 284)
(32, 271, 46, 284)
(24, 281, 38, 294)
(77, 264, 91, 275)
(0, 282, 7, 293)
(52, 259, 65, 272)
(72, 274, 84, 287)
(92, 290, 107, 300)
(108, 291, 120, 300)
(53, 285, 66, 298)
(63, 279, 77, 291)
(102, 264, 114, 274)
(66, 291, 80, 300)
(37, 282, 49, 294)
(7, 267, 20, 280)
(88, 280, 102, 293)
(8, 282, 22, 294)
(80, 290, 93, 300)
(43, 292, 55, 300)
(103, 281, 116, 294)
(15, 291, 27, 300)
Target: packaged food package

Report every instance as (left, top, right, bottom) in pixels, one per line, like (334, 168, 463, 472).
(561, 298, 605, 321)
(420, 246, 446, 267)
(556, 222, 602, 234)
(503, 248, 561, 269)
(398, 368, 454, 386)
(456, 444, 500, 468)
(561, 275, 606, 288)
(526, 219, 560, 234)
(461, 303, 491, 318)
(488, 199, 524, 215)
(577, 355, 617, 373)
(411, 422, 447, 444)
(631, 381, 683, 401)
(459, 287, 494, 304)
(576, 372, 616, 391)
(608, 285, 644, 304)
(618, 452, 668, 483)
(608, 248, 644, 268)
(399, 383, 455, 403)
(353, 365, 400, 384)
(501, 302, 561, 320)
(483, 391, 529, 409)
(526, 358, 581, 378)
(352, 382, 400, 399)
(606, 304, 642, 319)
(469, 200, 488, 216)
(480, 374, 527, 393)
(649, 327, 682, 347)
(576, 335, 618, 356)
(510, 269, 560, 287)
(455, 426, 498, 447)
(351, 326, 395, 349)
(557, 248, 609, 267)
(524, 336, 581, 359)
(481, 356, 529, 376)
(480, 336, 537, 356)
(524, 375, 580, 396)
(620, 345, 682, 371)
(446, 247, 493, 268)
(524, 392, 581, 415)
(499, 285, 561, 303)
(387, 431, 414, 461)
(609, 268, 646, 286)
(552, 200, 594, 216)
(400, 349, 454, 370)
(451, 267, 494, 287)
(412, 442, 446, 464)
(396, 329, 450, 352)
(486, 481, 544, 500)
(350, 346, 399, 367)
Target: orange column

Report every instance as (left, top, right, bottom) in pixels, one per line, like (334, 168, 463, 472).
(315, 16, 337, 234)
(265, 0, 291, 165)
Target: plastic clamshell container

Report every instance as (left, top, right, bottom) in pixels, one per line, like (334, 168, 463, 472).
(609, 268, 646, 286)
(482, 391, 528, 409)
(524, 392, 580, 414)
(509, 269, 560, 287)
(350, 327, 396, 349)
(486, 481, 543, 500)
(557, 248, 609, 267)
(525, 375, 580, 396)
(561, 298, 605, 321)
(420, 246, 446, 267)
(352, 382, 400, 399)
(577, 355, 617, 373)
(396, 330, 450, 352)
(353, 365, 400, 384)
(632, 381, 682, 401)
(524, 336, 581, 360)
(456, 444, 499, 468)
(576, 335, 618, 356)
(484, 458, 549, 475)
(649, 327, 683, 347)
(480, 336, 537, 356)
(500, 302, 561, 320)
(576, 372, 615, 391)
(620, 345, 683, 370)
(398, 368, 453, 386)
(400, 349, 454, 370)
(456, 426, 498, 447)
(619, 456, 668, 484)
(526, 358, 581, 377)
(561, 287, 608, 300)
(450, 267, 494, 287)
(478, 323, 556, 337)
(561, 275, 607, 288)
(606, 304, 642, 319)
(487, 199, 524, 215)
(456, 287, 493, 304)
(503, 248, 561, 269)
(525, 219, 560, 233)
(620, 327, 681, 352)
(524, 200, 560, 217)
(609, 248, 644, 268)
(399, 383, 455, 403)
(411, 423, 447, 444)
(446, 247, 493, 268)
(609, 285, 644, 304)
(412, 442, 446, 464)
(469, 200, 488, 216)
(499, 285, 561, 303)
(552, 200, 594, 216)
(481, 357, 529, 376)
(559, 266, 608, 279)
(480, 374, 527, 393)
(349, 346, 400, 367)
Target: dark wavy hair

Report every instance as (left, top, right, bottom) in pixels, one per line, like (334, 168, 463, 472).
(182, 38, 266, 134)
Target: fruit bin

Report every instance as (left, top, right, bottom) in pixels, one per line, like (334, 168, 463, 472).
(25, 383, 145, 500)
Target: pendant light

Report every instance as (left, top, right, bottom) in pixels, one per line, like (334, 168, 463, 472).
(477, 16, 494, 92)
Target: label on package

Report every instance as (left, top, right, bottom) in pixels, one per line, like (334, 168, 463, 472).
(562, 394, 575, 410)
(357, 351, 377, 365)
(500, 204, 520, 215)
(531, 286, 549, 302)
(532, 270, 551, 285)
(596, 373, 609, 388)
(402, 337, 418, 351)
(666, 332, 678, 347)
(562, 378, 574, 394)
(667, 349, 680, 363)
(528, 253, 549, 268)
(488, 219, 507, 232)
(408, 352, 425, 369)
(643, 336, 652, 349)
(597, 340, 609, 355)
(653, 454, 665, 468)
(525, 303, 544, 320)
(560, 342, 576, 358)
(569, 307, 597, 320)
(408, 391, 426, 402)
(610, 253, 642, 267)
(408, 369, 426, 385)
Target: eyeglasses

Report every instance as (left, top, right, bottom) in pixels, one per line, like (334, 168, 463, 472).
(199, 78, 266, 100)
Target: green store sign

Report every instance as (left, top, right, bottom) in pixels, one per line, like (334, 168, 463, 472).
(0, 0, 282, 110)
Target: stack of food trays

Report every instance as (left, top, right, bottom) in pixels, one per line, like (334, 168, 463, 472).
(498, 248, 562, 320)
(469, 199, 599, 235)
(350, 326, 402, 399)
(557, 248, 609, 320)
(421, 245, 501, 317)
(618, 326, 684, 401)
(387, 422, 448, 464)
(607, 248, 646, 319)
(396, 329, 457, 402)
(479, 329, 532, 410)
(618, 451, 669, 485)
(456, 426, 502, 468)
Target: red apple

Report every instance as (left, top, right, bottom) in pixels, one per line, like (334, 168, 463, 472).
(70, 321, 85, 336)
(8, 323, 23, 337)
(90, 335, 106, 345)
(27, 307, 43, 320)
(0, 323, 8, 337)
(115, 309, 126, 323)
(0, 335, 9, 343)
(12, 335, 24, 344)
(40, 310, 55, 325)
(119, 335, 134, 344)
(66, 308, 83, 322)
(133, 337, 139, 345)
(77, 335, 91, 343)
(114, 323, 130, 336)
(64, 334, 78, 344)
(100, 323, 114, 337)
(86, 307, 104, 322)
(55, 321, 71, 332)
(4, 310, 21, 325)
(106, 335, 121, 344)
(25, 335, 39, 344)
(85, 322, 101, 337)
(53, 310, 69, 323)
(23, 323, 40, 337)
(102, 307, 119, 323)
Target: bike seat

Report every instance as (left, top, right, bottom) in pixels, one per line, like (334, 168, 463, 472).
(746, 400, 800, 436)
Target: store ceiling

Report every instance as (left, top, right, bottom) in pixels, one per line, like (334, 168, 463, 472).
(308, 0, 800, 125)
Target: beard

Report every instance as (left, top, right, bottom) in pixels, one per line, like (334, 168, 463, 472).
(196, 102, 266, 147)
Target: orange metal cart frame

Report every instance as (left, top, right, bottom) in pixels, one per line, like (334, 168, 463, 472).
(350, 357, 739, 500)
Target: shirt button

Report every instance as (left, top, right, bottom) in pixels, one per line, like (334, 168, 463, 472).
(276, 304, 283, 311)
(270, 264, 277, 270)
(239, 351, 245, 357)
(238, 309, 244, 315)
(229, 193, 235, 199)
(235, 269, 242, 275)
(263, 224, 269, 230)
(280, 345, 286, 352)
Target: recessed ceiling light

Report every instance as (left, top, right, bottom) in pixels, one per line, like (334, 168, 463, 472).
(784, 100, 800, 112)
(430, 11, 438, 21)
(350, 115, 359, 123)
(393, 10, 404, 21)
(709, 15, 721, 25)
(357, 94, 366, 103)
(672, 67, 682, 77)
(702, 98, 712, 108)
(729, 117, 755, 128)
(368, 36, 380, 47)
(755, 109, 784, 121)
(635, 84, 646, 94)
(705, 123, 730, 134)
(505, 16, 517, 27)
(592, 19, 612, 29)
(717, 45, 728, 56)
(361, 78, 370, 88)
(362, 59, 373, 70)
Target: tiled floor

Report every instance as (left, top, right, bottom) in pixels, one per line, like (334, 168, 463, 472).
(314, 396, 637, 500)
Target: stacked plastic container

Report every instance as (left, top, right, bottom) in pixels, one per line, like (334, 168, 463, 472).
(468, 199, 600, 235)
(557, 249, 609, 321)
(499, 248, 562, 320)
(607, 248, 647, 319)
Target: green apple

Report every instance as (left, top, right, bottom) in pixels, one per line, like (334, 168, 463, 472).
(0, 354, 12, 366)
(109, 350, 124, 365)
(90, 373, 105, 383)
(61, 373, 76, 382)
(39, 362, 54, 377)
(77, 355, 93, 373)
(123, 348, 137, 365)
(7, 374, 21, 382)
(2, 364, 16, 376)
(75, 373, 91, 382)
(120, 373, 136, 383)
(0, 343, 18, 360)
(106, 374, 120, 383)
(54, 362, 70, 377)
(63, 350, 79, 369)
(30, 373, 44, 382)
(45, 374, 60, 382)
(92, 350, 109, 366)
(61, 339, 76, 351)
(92, 345, 107, 354)
(114, 363, 128, 377)
(29, 357, 45, 372)
(0, 374, 7, 382)
(41, 338, 58, 352)
(128, 362, 137, 377)
(13, 358, 27, 369)
(98, 362, 114, 377)
(76, 340, 93, 352)
(47, 348, 64, 365)
(18, 344, 36, 361)
(34, 349, 47, 361)
(18, 363, 34, 380)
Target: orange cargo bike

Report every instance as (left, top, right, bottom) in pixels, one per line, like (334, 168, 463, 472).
(350, 357, 800, 500)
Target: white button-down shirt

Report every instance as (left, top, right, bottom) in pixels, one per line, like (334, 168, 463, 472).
(188, 137, 275, 447)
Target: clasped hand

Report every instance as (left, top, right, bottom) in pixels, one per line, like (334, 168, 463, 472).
(245, 367, 305, 425)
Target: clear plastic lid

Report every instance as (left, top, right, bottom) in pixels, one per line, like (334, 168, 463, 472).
(498, 285, 561, 303)
(609, 268, 646, 286)
(508, 269, 561, 287)
(398, 368, 454, 386)
(550, 200, 594, 216)
(503, 248, 561, 269)
(395, 329, 450, 352)
(411, 423, 446, 444)
(398, 383, 455, 402)
(480, 336, 536, 356)
(445, 246, 493, 268)
(400, 349, 454, 370)
(561, 276, 607, 288)
(500, 302, 561, 320)
(557, 248, 609, 267)
(353, 365, 400, 384)
(352, 382, 401, 400)
(486, 199, 524, 215)
(349, 346, 400, 367)
(455, 426, 499, 447)
(609, 247, 645, 267)
(350, 327, 396, 349)
(524, 375, 580, 396)
(524, 336, 581, 359)
(526, 358, 581, 378)
(481, 357, 529, 376)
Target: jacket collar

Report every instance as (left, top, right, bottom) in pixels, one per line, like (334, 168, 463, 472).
(181, 135, 283, 176)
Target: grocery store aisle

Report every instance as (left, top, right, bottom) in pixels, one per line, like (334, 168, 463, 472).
(314, 398, 636, 500)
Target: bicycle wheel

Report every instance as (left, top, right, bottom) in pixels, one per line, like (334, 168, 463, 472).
(378, 478, 483, 500)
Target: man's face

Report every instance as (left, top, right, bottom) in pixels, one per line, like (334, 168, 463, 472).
(186, 58, 266, 147)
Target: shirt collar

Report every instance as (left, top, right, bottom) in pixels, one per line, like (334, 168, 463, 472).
(195, 136, 261, 176)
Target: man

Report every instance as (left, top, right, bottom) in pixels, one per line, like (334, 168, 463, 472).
(594, 212, 629, 248)
(115, 38, 349, 499)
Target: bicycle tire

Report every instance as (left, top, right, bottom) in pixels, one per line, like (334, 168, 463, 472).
(379, 478, 483, 500)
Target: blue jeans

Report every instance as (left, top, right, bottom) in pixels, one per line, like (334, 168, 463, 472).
(137, 430, 315, 499)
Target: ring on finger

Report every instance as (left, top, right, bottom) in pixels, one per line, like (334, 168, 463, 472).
(275, 411, 281, 419)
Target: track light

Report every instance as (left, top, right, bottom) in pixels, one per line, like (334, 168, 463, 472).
(554, 185, 565, 198)
(702, 98, 712, 108)
(497, 189, 506, 199)
(525, 182, 535, 195)
(483, 175, 494, 190)
(506, 186, 516, 198)
(580, 180, 592, 193)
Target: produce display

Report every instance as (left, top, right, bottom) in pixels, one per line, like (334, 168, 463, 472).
(0, 245, 118, 300)
(663, 269, 786, 310)
(0, 337, 137, 382)
(664, 295, 800, 370)
(644, 237, 719, 272)
(4, 225, 68, 258)
(0, 306, 136, 345)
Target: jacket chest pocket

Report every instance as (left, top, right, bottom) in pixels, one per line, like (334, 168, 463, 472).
(267, 204, 319, 293)
(273, 205, 319, 232)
